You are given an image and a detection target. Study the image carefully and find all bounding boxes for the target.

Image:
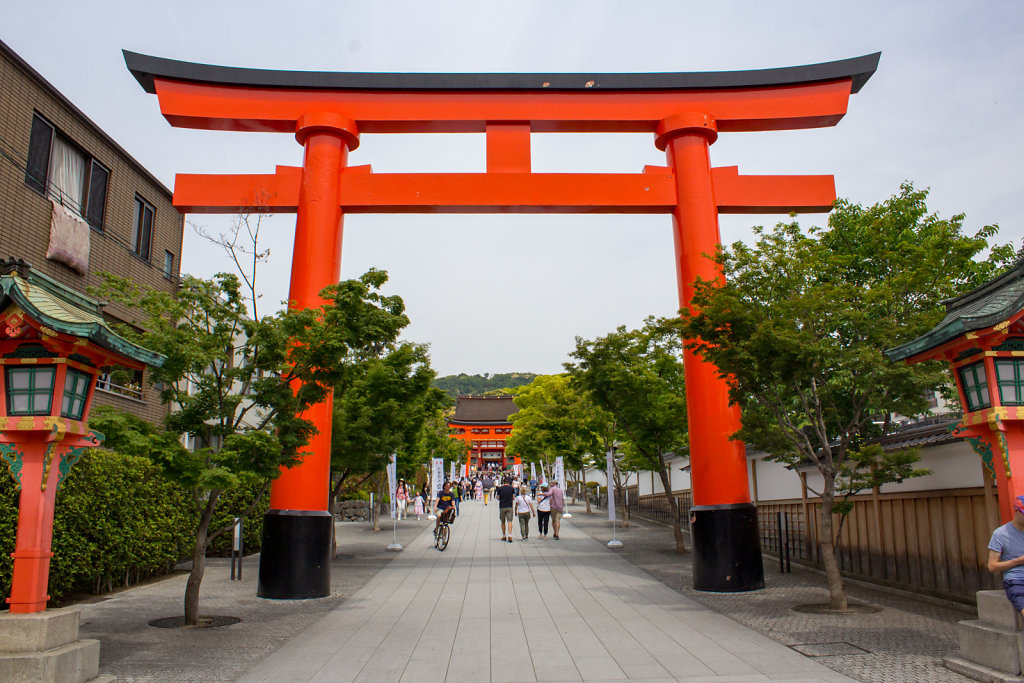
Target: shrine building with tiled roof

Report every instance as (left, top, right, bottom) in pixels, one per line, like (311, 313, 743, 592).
(447, 395, 520, 473)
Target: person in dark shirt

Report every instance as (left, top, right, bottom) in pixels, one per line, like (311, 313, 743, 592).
(435, 482, 456, 531)
(496, 477, 516, 542)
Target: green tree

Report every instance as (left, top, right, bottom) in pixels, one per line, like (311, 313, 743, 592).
(95, 268, 408, 625)
(678, 183, 1017, 609)
(567, 319, 689, 552)
(329, 342, 448, 506)
(506, 374, 610, 514)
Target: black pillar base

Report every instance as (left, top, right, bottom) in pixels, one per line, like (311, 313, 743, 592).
(690, 502, 764, 592)
(257, 509, 332, 599)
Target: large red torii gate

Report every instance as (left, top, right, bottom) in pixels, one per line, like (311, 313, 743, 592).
(125, 51, 878, 598)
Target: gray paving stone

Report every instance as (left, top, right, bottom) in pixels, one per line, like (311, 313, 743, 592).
(69, 498, 972, 681)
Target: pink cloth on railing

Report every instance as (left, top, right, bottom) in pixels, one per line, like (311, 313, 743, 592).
(46, 199, 90, 274)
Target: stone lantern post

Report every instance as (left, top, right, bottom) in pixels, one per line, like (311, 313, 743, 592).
(886, 261, 1024, 523)
(0, 258, 164, 682)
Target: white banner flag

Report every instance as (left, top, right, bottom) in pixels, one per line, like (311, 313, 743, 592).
(513, 463, 522, 479)
(431, 458, 444, 500)
(387, 454, 398, 519)
(530, 462, 536, 480)
(606, 450, 616, 522)
(450, 461, 456, 483)
(554, 456, 565, 491)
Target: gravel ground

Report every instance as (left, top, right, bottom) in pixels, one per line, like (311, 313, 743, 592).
(566, 504, 975, 683)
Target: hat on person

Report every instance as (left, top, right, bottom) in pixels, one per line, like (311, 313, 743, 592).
(1015, 495, 1024, 516)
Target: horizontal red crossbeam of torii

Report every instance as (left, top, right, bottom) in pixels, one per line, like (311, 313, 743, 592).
(123, 51, 880, 215)
(174, 165, 835, 214)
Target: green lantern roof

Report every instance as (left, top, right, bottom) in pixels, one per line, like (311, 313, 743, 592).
(0, 258, 165, 368)
(886, 260, 1024, 362)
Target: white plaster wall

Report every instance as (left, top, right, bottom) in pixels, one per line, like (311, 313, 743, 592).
(876, 442, 983, 493)
(749, 457, 806, 502)
(748, 441, 984, 502)
(670, 455, 691, 492)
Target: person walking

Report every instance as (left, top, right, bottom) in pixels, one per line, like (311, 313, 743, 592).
(452, 480, 461, 516)
(475, 478, 484, 501)
(395, 479, 409, 520)
(515, 486, 535, 541)
(536, 482, 551, 538)
(496, 476, 516, 542)
(413, 492, 425, 521)
(482, 473, 494, 505)
(548, 480, 565, 540)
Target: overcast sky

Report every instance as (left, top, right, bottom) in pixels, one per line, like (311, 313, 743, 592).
(5, 1, 1023, 376)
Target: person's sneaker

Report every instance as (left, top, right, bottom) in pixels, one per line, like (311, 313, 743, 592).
(554, 535, 559, 540)
(507, 538, 513, 543)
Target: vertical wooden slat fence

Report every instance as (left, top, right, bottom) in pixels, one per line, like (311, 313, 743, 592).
(627, 486, 999, 601)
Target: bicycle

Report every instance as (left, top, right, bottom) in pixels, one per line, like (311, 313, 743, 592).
(434, 507, 456, 551)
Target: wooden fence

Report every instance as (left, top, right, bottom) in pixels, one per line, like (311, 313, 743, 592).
(626, 486, 1000, 601)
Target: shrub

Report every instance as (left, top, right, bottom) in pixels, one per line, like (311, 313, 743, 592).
(1, 448, 195, 604)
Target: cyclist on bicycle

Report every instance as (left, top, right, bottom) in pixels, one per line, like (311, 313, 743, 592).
(435, 481, 456, 531)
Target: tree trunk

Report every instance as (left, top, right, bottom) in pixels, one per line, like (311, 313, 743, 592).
(184, 491, 220, 626)
(583, 484, 592, 514)
(818, 490, 848, 611)
(655, 456, 686, 553)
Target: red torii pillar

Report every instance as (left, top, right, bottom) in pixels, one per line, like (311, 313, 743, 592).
(125, 50, 879, 596)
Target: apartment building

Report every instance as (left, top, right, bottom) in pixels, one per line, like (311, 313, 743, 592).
(0, 39, 183, 424)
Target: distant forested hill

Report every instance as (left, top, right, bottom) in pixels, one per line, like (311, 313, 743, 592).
(432, 372, 538, 404)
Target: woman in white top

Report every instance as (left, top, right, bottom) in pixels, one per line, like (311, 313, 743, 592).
(515, 486, 535, 541)
(535, 483, 551, 538)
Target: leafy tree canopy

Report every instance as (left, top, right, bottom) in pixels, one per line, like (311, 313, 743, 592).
(432, 372, 537, 403)
(566, 317, 690, 551)
(676, 182, 1018, 607)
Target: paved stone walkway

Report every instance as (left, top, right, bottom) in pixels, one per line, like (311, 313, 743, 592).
(238, 500, 852, 682)
(72, 498, 979, 682)
(568, 511, 976, 683)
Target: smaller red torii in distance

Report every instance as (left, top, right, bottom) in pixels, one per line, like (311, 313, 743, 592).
(125, 50, 879, 598)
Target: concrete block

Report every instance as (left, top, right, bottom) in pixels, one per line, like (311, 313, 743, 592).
(980, 590, 1024, 631)
(0, 607, 81, 653)
(0, 637, 99, 683)
(946, 655, 1024, 683)
(958, 620, 1023, 675)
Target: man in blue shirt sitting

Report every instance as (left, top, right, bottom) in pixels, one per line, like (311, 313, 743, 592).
(988, 495, 1024, 616)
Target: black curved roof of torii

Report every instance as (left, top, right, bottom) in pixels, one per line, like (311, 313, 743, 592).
(123, 50, 880, 95)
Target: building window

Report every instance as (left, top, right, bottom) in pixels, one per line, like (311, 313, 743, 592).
(5, 365, 56, 415)
(164, 251, 176, 280)
(959, 361, 991, 411)
(132, 196, 155, 261)
(25, 114, 108, 230)
(996, 359, 1024, 406)
(61, 369, 92, 419)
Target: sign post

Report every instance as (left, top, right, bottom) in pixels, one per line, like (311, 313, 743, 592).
(386, 454, 403, 551)
(607, 450, 623, 549)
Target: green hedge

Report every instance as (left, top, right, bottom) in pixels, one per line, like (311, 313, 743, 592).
(0, 448, 269, 605)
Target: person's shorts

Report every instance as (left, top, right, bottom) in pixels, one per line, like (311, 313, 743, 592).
(1005, 579, 1024, 612)
(551, 509, 564, 523)
(499, 507, 514, 524)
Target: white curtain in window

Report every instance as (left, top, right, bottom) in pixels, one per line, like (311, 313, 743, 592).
(47, 137, 86, 213)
